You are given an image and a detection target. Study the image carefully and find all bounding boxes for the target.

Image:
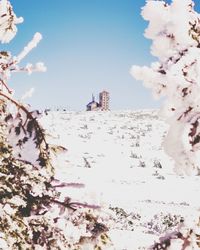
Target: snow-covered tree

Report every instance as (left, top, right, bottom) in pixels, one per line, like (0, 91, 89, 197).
(131, 0, 200, 248)
(0, 1, 111, 249)
(131, 0, 200, 176)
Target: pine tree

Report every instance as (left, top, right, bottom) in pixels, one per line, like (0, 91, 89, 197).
(0, 1, 111, 249)
(131, 0, 200, 248)
(131, 0, 200, 176)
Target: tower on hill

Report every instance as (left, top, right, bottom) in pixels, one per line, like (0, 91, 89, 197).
(99, 90, 110, 111)
(86, 90, 110, 111)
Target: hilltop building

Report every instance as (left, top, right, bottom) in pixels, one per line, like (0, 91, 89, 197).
(86, 95, 100, 111)
(99, 90, 109, 110)
(86, 91, 110, 111)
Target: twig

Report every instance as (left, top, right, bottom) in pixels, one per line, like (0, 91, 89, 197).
(51, 199, 100, 210)
(0, 79, 12, 94)
(53, 182, 85, 188)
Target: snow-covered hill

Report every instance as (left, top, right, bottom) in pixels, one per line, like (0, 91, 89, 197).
(40, 110, 200, 249)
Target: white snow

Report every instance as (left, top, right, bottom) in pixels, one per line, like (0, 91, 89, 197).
(40, 109, 200, 249)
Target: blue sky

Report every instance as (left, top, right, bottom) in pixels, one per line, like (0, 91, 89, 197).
(4, 0, 200, 110)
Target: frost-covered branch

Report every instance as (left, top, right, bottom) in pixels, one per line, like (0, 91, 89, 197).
(52, 182, 85, 188)
(0, 0, 23, 43)
(15, 32, 43, 63)
(131, 0, 200, 248)
(51, 198, 101, 211)
(131, 0, 200, 175)
(0, 1, 112, 249)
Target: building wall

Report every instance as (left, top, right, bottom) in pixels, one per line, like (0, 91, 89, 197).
(86, 102, 99, 111)
(99, 91, 109, 110)
(86, 91, 110, 111)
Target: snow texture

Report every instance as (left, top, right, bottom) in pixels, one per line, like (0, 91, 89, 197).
(41, 110, 200, 249)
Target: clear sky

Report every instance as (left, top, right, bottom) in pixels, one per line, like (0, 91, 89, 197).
(5, 0, 200, 111)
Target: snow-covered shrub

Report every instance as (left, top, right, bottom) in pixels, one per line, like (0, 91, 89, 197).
(152, 170, 165, 180)
(130, 151, 139, 159)
(0, 1, 111, 249)
(131, 0, 200, 248)
(144, 213, 184, 235)
(135, 141, 140, 147)
(109, 207, 141, 231)
(138, 160, 146, 168)
(153, 159, 162, 169)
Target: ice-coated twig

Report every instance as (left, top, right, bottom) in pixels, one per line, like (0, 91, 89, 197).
(16, 32, 42, 63)
(53, 182, 85, 189)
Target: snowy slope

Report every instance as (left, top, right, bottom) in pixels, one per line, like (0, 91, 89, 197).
(40, 110, 200, 249)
